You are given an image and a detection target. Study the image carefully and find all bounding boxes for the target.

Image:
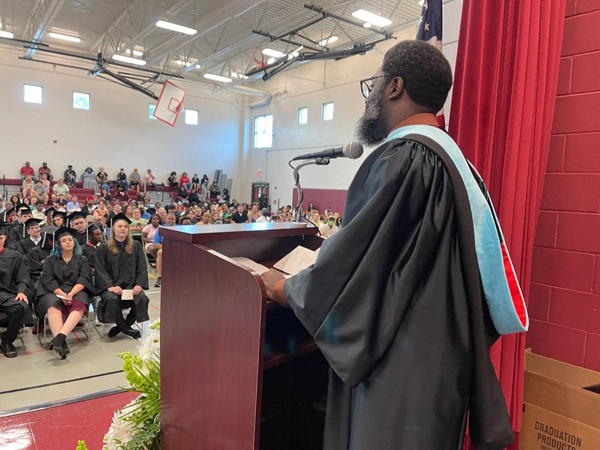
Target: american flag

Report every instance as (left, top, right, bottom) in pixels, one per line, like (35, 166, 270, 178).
(416, 0, 445, 127)
(416, 0, 443, 49)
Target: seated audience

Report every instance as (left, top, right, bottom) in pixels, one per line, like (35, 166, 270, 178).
(38, 162, 53, 182)
(177, 184, 189, 201)
(55, 193, 67, 209)
(31, 180, 49, 205)
(130, 168, 141, 193)
(152, 213, 177, 287)
(180, 172, 192, 191)
(221, 188, 230, 204)
(167, 172, 178, 191)
(68, 211, 88, 246)
(335, 217, 343, 228)
(52, 179, 69, 196)
(210, 212, 223, 224)
(248, 205, 260, 223)
(37, 227, 93, 359)
(256, 208, 271, 223)
(93, 201, 109, 220)
(145, 169, 161, 192)
(232, 204, 248, 223)
(63, 165, 77, 187)
(100, 188, 111, 203)
(22, 175, 35, 198)
(20, 161, 36, 182)
(115, 185, 128, 202)
(67, 196, 81, 212)
(80, 197, 97, 215)
(116, 169, 129, 190)
(223, 213, 232, 224)
(319, 216, 339, 238)
(129, 209, 147, 242)
(81, 167, 97, 191)
(0, 226, 34, 358)
(94, 213, 149, 339)
(191, 174, 200, 191)
(196, 212, 210, 226)
(142, 214, 161, 256)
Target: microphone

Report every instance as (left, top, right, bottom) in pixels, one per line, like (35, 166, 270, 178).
(291, 142, 364, 161)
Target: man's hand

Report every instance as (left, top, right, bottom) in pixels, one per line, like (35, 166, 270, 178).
(261, 269, 286, 302)
(108, 286, 123, 295)
(132, 285, 142, 296)
(15, 292, 28, 304)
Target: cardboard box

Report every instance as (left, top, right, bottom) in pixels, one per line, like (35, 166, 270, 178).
(520, 350, 600, 450)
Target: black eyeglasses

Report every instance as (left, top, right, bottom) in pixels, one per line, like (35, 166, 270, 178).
(360, 75, 384, 99)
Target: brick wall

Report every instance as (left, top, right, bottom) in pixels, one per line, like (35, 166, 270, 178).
(527, 0, 600, 371)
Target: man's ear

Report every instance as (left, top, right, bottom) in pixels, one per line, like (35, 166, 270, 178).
(388, 77, 405, 100)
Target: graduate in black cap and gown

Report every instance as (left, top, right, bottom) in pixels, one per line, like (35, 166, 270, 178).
(67, 211, 88, 246)
(51, 210, 67, 227)
(82, 223, 103, 274)
(0, 224, 34, 358)
(36, 227, 93, 359)
(94, 213, 149, 339)
(7, 204, 33, 250)
(16, 218, 43, 256)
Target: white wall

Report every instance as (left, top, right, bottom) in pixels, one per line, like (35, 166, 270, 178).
(242, 3, 463, 208)
(0, 47, 246, 199)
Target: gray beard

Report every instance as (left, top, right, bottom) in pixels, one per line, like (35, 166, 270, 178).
(355, 87, 386, 146)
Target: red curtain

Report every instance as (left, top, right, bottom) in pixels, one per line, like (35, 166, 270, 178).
(448, 0, 567, 448)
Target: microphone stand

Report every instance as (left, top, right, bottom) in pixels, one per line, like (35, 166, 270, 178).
(290, 157, 330, 224)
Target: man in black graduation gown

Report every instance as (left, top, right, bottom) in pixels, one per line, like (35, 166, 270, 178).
(16, 218, 43, 256)
(7, 204, 33, 250)
(82, 223, 103, 273)
(94, 213, 149, 339)
(27, 226, 56, 334)
(68, 211, 88, 246)
(0, 225, 34, 358)
(261, 41, 514, 450)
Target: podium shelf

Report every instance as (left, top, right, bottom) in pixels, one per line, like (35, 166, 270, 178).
(264, 340, 319, 370)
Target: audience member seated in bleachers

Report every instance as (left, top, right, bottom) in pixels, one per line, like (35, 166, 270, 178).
(142, 214, 161, 257)
(36, 227, 93, 359)
(63, 165, 77, 187)
(32, 201, 46, 221)
(16, 218, 43, 256)
(68, 211, 88, 246)
(209, 181, 220, 200)
(80, 197, 97, 215)
(81, 167, 97, 191)
(22, 175, 35, 198)
(55, 193, 68, 209)
(177, 184, 189, 202)
(38, 162, 53, 182)
(232, 204, 248, 223)
(94, 213, 149, 339)
(52, 179, 69, 197)
(67, 196, 81, 212)
(167, 171, 178, 191)
(319, 216, 339, 238)
(96, 167, 110, 191)
(20, 161, 36, 182)
(271, 215, 282, 222)
(8, 204, 34, 250)
(223, 213, 232, 224)
(210, 213, 223, 224)
(335, 216, 343, 228)
(0, 225, 35, 358)
(222, 188, 230, 204)
(130, 168, 141, 193)
(30, 180, 49, 205)
(196, 212, 210, 226)
(256, 208, 271, 223)
(200, 180, 209, 202)
(248, 205, 260, 223)
(10, 194, 21, 207)
(82, 223, 103, 274)
(179, 172, 192, 191)
(115, 185, 128, 203)
(153, 216, 191, 289)
(116, 168, 129, 190)
(93, 201, 109, 220)
(100, 188, 111, 203)
(191, 174, 200, 191)
(146, 169, 161, 192)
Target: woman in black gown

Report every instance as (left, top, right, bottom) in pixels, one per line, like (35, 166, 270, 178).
(37, 227, 93, 359)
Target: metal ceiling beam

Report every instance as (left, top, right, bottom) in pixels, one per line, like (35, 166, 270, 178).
(22, 0, 67, 58)
(145, 0, 266, 65)
(89, 0, 145, 53)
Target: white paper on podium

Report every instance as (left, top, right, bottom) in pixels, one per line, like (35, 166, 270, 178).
(153, 80, 186, 126)
(232, 257, 270, 275)
(274, 246, 320, 276)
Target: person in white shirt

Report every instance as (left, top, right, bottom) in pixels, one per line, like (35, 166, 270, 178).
(32, 201, 46, 220)
(318, 216, 339, 238)
(256, 208, 271, 223)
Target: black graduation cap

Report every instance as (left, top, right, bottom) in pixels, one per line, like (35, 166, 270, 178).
(55, 226, 76, 241)
(40, 225, 58, 247)
(24, 218, 42, 229)
(52, 210, 67, 222)
(110, 212, 131, 227)
(88, 223, 101, 232)
(0, 221, 9, 236)
(67, 210, 87, 223)
(44, 207, 57, 217)
(16, 203, 31, 214)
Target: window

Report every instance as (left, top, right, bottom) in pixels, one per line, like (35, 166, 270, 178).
(149, 104, 157, 120)
(24, 84, 43, 104)
(254, 114, 273, 148)
(73, 92, 90, 110)
(185, 109, 199, 125)
(322, 102, 334, 121)
(298, 107, 308, 125)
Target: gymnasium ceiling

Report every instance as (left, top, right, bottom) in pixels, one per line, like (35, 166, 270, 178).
(0, 0, 421, 87)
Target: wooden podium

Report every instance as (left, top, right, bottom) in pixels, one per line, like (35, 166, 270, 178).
(160, 223, 329, 450)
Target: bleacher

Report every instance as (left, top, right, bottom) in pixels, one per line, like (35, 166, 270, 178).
(1, 178, 175, 205)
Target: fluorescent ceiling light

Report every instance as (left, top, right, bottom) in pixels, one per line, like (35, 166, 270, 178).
(133, 50, 144, 56)
(176, 60, 193, 66)
(156, 20, 197, 35)
(262, 48, 285, 58)
(195, 64, 201, 69)
(318, 36, 338, 46)
(204, 73, 232, 83)
(352, 9, 393, 27)
(267, 57, 276, 65)
(363, 22, 372, 28)
(112, 54, 147, 66)
(48, 32, 81, 43)
(0, 31, 14, 39)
